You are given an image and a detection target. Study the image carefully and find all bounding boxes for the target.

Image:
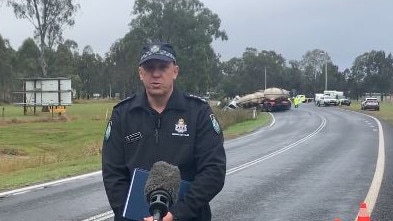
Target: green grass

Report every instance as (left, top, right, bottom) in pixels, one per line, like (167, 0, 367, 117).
(224, 112, 270, 139)
(0, 156, 101, 190)
(0, 103, 115, 191)
(0, 103, 271, 191)
(341, 101, 393, 125)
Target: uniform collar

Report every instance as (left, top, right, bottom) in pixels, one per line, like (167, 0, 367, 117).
(128, 87, 186, 112)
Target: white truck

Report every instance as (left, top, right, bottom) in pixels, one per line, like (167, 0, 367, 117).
(316, 94, 339, 106)
(323, 90, 352, 106)
(323, 90, 343, 98)
(314, 93, 324, 105)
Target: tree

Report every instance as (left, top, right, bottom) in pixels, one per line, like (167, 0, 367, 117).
(351, 50, 393, 100)
(76, 46, 105, 99)
(126, 0, 227, 94)
(106, 32, 143, 98)
(219, 48, 288, 97)
(0, 35, 15, 103)
(258, 50, 286, 89)
(326, 63, 346, 92)
(51, 39, 78, 77)
(284, 60, 304, 96)
(220, 57, 245, 97)
(7, 0, 80, 76)
(15, 38, 41, 78)
(300, 49, 332, 95)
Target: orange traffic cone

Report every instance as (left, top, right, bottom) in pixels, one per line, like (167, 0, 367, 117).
(357, 202, 371, 221)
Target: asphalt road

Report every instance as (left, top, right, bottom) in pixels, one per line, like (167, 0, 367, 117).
(0, 104, 391, 221)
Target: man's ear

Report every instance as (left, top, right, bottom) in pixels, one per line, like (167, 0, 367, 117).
(173, 65, 179, 80)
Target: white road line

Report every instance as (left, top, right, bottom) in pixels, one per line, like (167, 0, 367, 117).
(80, 211, 114, 221)
(0, 112, 279, 220)
(338, 108, 385, 220)
(268, 112, 276, 128)
(12, 190, 31, 196)
(2, 109, 324, 221)
(360, 114, 385, 218)
(0, 112, 277, 198)
(0, 109, 331, 221)
(226, 116, 326, 175)
(83, 113, 325, 221)
(0, 171, 102, 198)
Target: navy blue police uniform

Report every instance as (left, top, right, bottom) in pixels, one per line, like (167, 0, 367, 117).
(102, 87, 226, 221)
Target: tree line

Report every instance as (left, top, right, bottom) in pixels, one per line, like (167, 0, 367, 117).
(222, 48, 393, 101)
(1, 0, 392, 104)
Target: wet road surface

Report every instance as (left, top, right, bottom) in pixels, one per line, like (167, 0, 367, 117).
(0, 104, 391, 221)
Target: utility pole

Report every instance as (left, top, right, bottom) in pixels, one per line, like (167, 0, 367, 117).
(325, 61, 327, 91)
(264, 67, 267, 90)
(109, 84, 112, 99)
(319, 51, 328, 91)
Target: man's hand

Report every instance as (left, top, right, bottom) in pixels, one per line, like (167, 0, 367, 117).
(143, 211, 174, 221)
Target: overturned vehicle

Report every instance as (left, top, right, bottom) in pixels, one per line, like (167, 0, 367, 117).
(227, 87, 291, 112)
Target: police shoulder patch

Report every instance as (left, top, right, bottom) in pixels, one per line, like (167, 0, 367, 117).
(104, 121, 112, 141)
(185, 93, 207, 103)
(210, 114, 221, 134)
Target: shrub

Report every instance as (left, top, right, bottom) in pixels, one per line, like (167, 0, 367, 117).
(212, 107, 254, 130)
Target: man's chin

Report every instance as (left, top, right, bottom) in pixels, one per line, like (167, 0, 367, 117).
(146, 88, 166, 96)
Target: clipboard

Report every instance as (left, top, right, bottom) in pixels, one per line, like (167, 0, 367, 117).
(123, 168, 190, 220)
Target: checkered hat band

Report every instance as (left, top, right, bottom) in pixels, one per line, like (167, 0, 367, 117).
(140, 50, 176, 62)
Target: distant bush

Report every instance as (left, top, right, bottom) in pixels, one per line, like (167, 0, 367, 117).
(212, 107, 254, 130)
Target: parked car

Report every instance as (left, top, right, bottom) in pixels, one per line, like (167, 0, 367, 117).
(338, 96, 351, 106)
(361, 97, 380, 111)
(314, 93, 324, 105)
(317, 95, 339, 106)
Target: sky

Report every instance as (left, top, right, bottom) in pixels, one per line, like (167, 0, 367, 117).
(1, 0, 393, 71)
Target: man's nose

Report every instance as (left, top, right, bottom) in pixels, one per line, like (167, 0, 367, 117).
(151, 69, 164, 77)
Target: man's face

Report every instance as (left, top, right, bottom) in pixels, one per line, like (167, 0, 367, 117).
(139, 60, 179, 97)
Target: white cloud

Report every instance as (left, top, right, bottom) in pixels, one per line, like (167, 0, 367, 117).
(1, 0, 392, 70)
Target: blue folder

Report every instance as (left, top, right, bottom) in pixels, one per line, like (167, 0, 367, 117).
(122, 168, 190, 220)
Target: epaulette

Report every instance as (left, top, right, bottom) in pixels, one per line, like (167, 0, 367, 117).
(113, 94, 136, 108)
(185, 93, 207, 103)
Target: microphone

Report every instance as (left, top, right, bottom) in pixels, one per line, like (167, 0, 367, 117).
(144, 161, 181, 221)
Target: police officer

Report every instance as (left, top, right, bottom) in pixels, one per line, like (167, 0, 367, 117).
(102, 42, 226, 221)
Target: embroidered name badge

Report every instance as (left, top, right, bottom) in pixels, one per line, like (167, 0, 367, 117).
(172, 118, 190, 137)
(125, 132, 143, 143)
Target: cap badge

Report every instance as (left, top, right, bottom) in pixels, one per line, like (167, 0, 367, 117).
(150, 45, 160, 53)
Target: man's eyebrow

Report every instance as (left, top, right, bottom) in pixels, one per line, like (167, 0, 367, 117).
(144, 62, 171, 66)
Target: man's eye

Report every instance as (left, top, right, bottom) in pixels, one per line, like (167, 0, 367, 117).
(158, 64, 169, 70)
(146, 66, 155, 71)
(144, 64, 169, 72)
